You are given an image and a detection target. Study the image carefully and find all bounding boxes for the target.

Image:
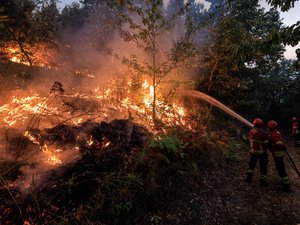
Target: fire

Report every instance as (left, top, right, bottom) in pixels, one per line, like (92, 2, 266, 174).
(22, 132, 64, 166)
(0, 94, 57, 127)
(87, 135, 94, 146)
(41, 144, 62, 165)
(1, 78, 194, 163)
(142, 80, 149, 89)
(45, 155, 62, 166)
(24, 130, 40, 145)
(103, 141, 111, 147)
(101, 136, 111, 148)
(149, 85, 154, 97)
(1, 42, 58, 67)
(1, 78, 192, 130)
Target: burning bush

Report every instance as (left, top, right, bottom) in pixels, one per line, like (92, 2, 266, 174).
(0, 41, 58, 67)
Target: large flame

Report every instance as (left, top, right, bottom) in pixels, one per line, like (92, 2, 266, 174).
(0, 76, 195, 164)
(1, 79, 191, 129)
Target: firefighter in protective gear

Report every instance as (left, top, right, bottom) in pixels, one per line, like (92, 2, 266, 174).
(292, 117, 300, 147)
(268, 120, 291, 192)
(245, 118, 269, 186)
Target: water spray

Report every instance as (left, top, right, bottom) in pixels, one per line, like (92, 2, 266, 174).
(182, 90, 254, 128)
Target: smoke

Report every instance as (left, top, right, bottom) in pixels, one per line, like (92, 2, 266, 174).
(14, 144, 82, 195)
(0, 0, 211, 197)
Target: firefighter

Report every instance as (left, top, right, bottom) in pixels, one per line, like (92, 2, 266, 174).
(267, 120, 291, 192)
(292, 117, 300, 147)
(245, 118, 269, 186)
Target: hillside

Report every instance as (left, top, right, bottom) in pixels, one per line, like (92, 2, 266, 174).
(0, 63, 299, 225)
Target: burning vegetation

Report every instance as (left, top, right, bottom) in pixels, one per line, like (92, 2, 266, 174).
(1, 0, 300, 224)
(0, 73, 206, 223)
(0, 41, 58, 67)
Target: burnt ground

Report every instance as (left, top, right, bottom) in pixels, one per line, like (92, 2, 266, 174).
(0, 127, 300, 225)
(160, 136, 300, 225)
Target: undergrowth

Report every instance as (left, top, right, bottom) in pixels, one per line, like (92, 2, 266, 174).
(0, 120, 246, 225)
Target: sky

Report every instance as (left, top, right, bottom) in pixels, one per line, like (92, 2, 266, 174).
(58, 0, 300, 59)
(259, 0, 300, 59)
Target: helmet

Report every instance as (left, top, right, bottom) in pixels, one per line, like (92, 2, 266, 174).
(253, 118, 263, 125)
(292, 117, 297, 121)
(267, 120, 278, 129)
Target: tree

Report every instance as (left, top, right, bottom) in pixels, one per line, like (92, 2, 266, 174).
(58, 0, 118, 69)
(111, 0, 197, 123)
(266, 0, 299, 11)
(198, 0, 285, 114)
(266, 0, 300, 63)
(60, 2, 85, 30)
(1, 0, 60, 66)
(32, 0, 61, 44)
(1, 0, 36, 66)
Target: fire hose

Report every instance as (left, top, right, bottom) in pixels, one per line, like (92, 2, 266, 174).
(285, 150, 300, 178)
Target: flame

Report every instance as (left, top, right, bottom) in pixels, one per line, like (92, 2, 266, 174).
(41, 144, 62, 165)
(150, 85, 154, 97)
(101, 136, 111, 148)
(142, 80, 149, 89)
(45, 155, 62, 165)
(23, 132, 63, 166)
(2, 42, 58, 67)
(0, 94, 60, 127)
(1, 78, 193, 151)
(0, 85, 191, 130)
(24, 130, 40, 145)
(87, 135, 94, 146)
(103, 141, 111, 147)
(0, 74, 197, 167)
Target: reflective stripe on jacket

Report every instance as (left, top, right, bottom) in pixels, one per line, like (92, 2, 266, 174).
(249, 128, 269, 154)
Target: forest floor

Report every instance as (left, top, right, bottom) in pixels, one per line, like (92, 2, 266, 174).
(160, 135, 300, 225)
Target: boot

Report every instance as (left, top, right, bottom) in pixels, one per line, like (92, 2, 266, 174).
(245, 174, 252, 183)
(260, 179, 268, 187)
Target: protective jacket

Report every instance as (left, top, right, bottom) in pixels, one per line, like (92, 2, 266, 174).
(292, 121, 299, 136)
(268, 130, 286, 157)
(249, 128, 269, 154)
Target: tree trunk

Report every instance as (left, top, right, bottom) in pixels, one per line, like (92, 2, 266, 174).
(152, 26, 157, 123)
(7, 28, 33, 67)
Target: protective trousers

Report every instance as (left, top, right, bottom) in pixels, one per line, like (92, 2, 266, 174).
(247, 153, 268, 181)
(274, 156, 290, 184)
(295, 133, 300, 147)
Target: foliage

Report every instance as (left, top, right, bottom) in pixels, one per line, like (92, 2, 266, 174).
(114, 201, 132, 216)
(198, 0, 287, 117)
(150, 211, 162, 225)
(0, 0, 60, 66)
(148, 135, 184, 156)
(266, 0, 300, 64)
(222, 141, 243, 164)
(110, 0, 198, 122)
(266, 0, 298, 11)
